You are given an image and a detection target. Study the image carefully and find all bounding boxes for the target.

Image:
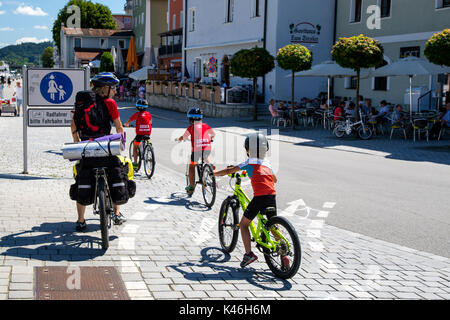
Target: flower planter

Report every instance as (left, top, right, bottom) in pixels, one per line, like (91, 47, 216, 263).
(146, 82, 154, 95)
(153, 83, 161, 95)
(213, 86, 221, 104)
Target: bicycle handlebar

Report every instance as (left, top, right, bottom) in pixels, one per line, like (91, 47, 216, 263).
(228, 170, 248, 178)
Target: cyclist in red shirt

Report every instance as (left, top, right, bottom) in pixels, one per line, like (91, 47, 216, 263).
(124, 99, 152, 168)
(175, 107, 215, 196)
(214, 133, 281, 268)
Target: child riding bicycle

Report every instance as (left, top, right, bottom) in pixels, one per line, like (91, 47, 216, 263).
(124, 99, 152, 169)
(214, 133, 281, 268)
(175, 107, 215, 196)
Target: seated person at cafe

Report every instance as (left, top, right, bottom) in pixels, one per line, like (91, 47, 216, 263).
(268, 99, 279, 117)
(320, 99, 328, 110)
(430, 102, 450, 139)
(375, 100, 391, 124)
(360, 98, 371, 116)
(391, 104, 408, 126)
(345, 102, 356, 119)
(334, 102, 345, 122)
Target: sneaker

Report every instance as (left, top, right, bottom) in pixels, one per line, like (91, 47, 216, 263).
(185, 185, 195, 197)
(75, 220, 87, 232)
(240, 251, 258, 268)
(113, 212, 127, 225)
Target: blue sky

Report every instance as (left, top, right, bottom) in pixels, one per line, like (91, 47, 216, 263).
(0, 0, 125, 48)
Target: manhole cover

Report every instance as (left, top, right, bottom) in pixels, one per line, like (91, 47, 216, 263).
(34, 267, 130, 300)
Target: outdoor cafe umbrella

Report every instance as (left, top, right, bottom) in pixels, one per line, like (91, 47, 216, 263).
(292, 60, 371, 109)
(129, 65, 155, 81)
(89, 60, 100, 69)
(116, 47, 124, 75)
(371, 56, 450, 117)
(110, 46, 117, 72)
(291, 60, 371, 127)
(127, 36, 138, 72)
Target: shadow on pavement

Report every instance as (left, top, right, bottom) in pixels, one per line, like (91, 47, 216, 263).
(0, 221, 116, 261)
(145, 192, 212, 212)
(0, 174, 53, 181)
(168, 247, 292, 291)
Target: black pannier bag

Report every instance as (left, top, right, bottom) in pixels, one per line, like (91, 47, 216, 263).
(75, 167, 95, 205)
(106, 166, 130, 205)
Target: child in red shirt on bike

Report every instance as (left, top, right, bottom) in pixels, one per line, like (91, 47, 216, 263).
(175, 107, 215, 196)
(214, 133, 281, 268)
(124, 99, 152, 169)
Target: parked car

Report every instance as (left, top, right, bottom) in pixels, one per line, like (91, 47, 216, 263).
(0, 98, 18, 116)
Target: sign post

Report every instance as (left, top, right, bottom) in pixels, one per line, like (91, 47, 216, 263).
(22, 66, 90, 174)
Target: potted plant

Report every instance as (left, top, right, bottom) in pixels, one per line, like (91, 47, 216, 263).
(425, 29, 450, 67)
(332, 34, 384, 119)
(276, 44, 312, 129)
(231, 47, 275, 120)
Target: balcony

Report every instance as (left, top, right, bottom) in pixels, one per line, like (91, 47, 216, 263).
(158, 43, 182, 57)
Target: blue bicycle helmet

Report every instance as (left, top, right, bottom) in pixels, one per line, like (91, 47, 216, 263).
(187, 107, 203, 121)
(136, 99, 149, 111)
(91, 72, 120, 87)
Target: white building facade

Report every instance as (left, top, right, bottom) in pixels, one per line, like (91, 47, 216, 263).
(183, 0, 336, 102)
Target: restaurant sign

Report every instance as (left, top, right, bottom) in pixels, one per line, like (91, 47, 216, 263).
(289, 22, 321, 44)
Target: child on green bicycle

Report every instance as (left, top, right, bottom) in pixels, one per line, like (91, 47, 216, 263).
(124, 99, 152, 169)
(214, 133, 278, 268)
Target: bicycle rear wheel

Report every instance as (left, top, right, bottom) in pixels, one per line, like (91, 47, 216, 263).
(143, 143, 155, 179)
(97, 178, 111, 250)
(218, 197, 239, 253)
(263, 216, 301, 279)
(358, 126, 373, 140)
(201, 164, 216, 208)
(333, 125, 345, 138)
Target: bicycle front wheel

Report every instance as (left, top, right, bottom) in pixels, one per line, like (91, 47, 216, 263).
(201, 164, 216, 208)
(333, 125, 345, 138)
(143, 143, 155, 179)
(218, 197, 239, 253)
(358, 126, 373, 140)
(97, 178, 110, 250)
(263, 216, 301, 279)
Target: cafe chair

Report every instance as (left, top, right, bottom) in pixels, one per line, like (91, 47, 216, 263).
(438, 126, 449, 141)
(412, 118, 430, 142)
(390, 121, 407, 140)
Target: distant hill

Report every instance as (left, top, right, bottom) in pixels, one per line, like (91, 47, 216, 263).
(0, 42, 53, 68)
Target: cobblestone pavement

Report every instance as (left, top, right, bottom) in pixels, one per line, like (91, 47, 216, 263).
(0, 104, 449, 300)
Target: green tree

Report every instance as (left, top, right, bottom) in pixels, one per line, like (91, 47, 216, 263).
(230, 47, 275, 121)
(41, 47, 54, 68)
(332, 34, 384, 119)
(52, 0, 117, 54)
(100, 52, 114, 72)
(276, 44, 312, 129)
(425, 29, 450, 67)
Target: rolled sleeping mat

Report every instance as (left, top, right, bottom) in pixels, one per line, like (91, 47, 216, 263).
(80, 132, 126, 151)
(62, 140, 122, 160)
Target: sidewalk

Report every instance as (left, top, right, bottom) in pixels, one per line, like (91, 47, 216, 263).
(0, 110, 449, 300)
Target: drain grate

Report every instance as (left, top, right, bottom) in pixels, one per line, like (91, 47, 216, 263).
(34, 266, 130, 300)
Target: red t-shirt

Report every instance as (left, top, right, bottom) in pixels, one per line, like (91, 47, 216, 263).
(238, 159, 276, 196)
(129, 111, 152, 135)
(103, 98, 120, 120)
(334, 106, 344, 121)
(183, 122, 214, 152)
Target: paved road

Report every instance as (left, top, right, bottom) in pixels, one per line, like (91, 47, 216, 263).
(0, 97, 448, 300)
(118, 102, 450, 258)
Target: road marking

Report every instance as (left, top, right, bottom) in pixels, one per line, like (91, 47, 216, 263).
(121, 224, 140, 234)
(117, 237, 136, 250)
(130, 212, 149, 221)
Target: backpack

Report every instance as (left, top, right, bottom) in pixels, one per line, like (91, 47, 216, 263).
(73, 91, 112, 140)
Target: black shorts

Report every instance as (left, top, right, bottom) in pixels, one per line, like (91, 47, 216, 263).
(134, 134, 150, 144)
(243, 195, 277, 221)
(190, 150, 211, 164)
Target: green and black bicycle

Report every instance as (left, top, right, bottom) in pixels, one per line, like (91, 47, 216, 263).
(218, 170, 301, 279)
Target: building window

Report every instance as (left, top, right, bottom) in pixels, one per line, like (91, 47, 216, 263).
(189, 8, 195, 32)
(400, 46, 420, 58)
(373, 60, 388, 91)
(173, 14, 177, 29)
(180, 10, 184, 28)
(74, 37, 81, 48)
(118, 39, 126, 49)
(345, 76, 357, 89)
(225, 0, 234, 23)
(350, 0, 362, 22)
(380, 0, 391, 17)
(436, 0, 450, 8)
(252, 0, 260, 17)
(100, 38, 107, 49)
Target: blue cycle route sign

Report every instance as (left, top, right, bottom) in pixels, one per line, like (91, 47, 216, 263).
(39, 72, 74, 104)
